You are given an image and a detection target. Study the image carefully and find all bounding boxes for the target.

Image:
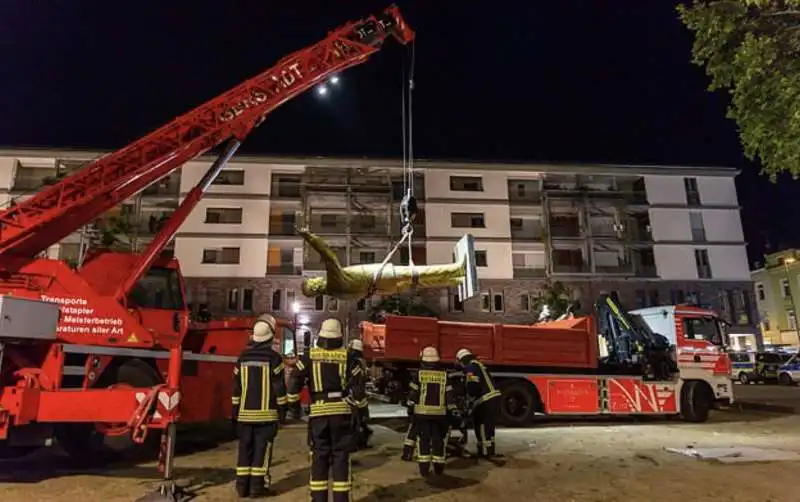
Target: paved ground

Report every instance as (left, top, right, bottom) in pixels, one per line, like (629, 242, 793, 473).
(3, 409, 800, 502)
(735, 382, 800, 412)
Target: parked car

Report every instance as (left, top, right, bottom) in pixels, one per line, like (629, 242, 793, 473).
(731, 351, 791, 384)
(778, 353, 800, 386)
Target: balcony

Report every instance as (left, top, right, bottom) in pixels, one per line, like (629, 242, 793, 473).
(508, 180, 542, 204)
(551, 263, 589, 274)
(513, 267, 546, 278)
(549, 220, 582, 239)
(269, 223, 298, 236)
(271, 176, 302, 198)
(510, 218, 544, 241)
(267, 264, 302, 276)
(142, 177, 180, 197)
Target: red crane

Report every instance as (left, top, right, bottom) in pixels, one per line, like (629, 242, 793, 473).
(0, 6, 413, 501)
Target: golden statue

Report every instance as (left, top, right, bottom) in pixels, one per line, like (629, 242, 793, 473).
(298, 228, 474, 300)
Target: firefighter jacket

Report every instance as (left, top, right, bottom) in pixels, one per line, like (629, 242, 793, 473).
(462, 356, 500, 407)
(287, 343, 365, 417)
(407, 362, 457, 417)
(348, 352, 370, 410)
(232, 341, 288, 423)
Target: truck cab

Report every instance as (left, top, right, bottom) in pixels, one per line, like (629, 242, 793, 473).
(631, 304, 733, 404)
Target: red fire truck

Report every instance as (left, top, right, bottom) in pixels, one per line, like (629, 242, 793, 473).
(0, 5, 414, 499)
(362, 294, 733, 426)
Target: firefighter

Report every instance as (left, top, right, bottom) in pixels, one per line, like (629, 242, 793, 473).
(287, 318, 364, 502)
(400, 411, 418, 462)
(406, 346, 457, 477)
(347, 338, 373, 449)
(456, 348, 502, 459)
(232, 313, 288, 498)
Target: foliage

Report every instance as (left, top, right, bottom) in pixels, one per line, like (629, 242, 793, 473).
(367, 294, 438, 323)
(93, 216, 137, 250)
(678, 0, 800, 180)
(530, 281, 579, 323)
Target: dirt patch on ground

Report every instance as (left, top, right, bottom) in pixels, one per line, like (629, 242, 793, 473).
(3, 411, 800, 501)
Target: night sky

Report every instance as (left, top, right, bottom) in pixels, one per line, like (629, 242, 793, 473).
(0, 1, 795, 265)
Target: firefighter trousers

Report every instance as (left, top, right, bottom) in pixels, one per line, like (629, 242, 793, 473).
(472, 400, 498, 457)
(401, 417, 417, 461)
(308, 414, 354, 502)
(236, 422, 278, 495)
(414, 416, 448, 475)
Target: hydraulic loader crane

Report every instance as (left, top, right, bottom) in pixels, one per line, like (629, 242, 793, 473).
(0, 6, 414, 501)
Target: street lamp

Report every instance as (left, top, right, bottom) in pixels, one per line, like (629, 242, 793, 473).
(783, 257, 800, 346)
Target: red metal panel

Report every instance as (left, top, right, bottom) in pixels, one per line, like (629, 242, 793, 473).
(607, 378, 678, 414)
(530, 376, 600, 414)
(383, 316, 440, 361)
(438, 321, 494, 362)
(497, 319, 598, 368)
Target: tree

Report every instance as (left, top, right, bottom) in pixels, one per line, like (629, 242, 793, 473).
(367, 294, 438, 323)
(530, 281, 580, 323)
(678, 0, 800, 180)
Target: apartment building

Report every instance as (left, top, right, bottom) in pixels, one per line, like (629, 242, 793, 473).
(751, 250, 800, 349)
(0, 149, 756, 337)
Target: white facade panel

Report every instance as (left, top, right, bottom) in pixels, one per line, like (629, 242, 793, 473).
(697, 177, 738, 206)
(707, 245, 750, 281)
(174, 237, 268, 278)
(426, 241, 513, 280)
(649, 208, 691, 242)
(644, 175, 686, 205)
(653, 245, 698, 280)
(179, 160, 277, 195)
(701, 209, 744, 242)
(424, 169, 509, 200)
(179, 198, 271, 235)
(0, 157, 17, 190)
(425, 203, 511, 239)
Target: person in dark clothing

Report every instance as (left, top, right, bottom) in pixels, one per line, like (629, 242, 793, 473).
(406, 346, 457, 476)
(400, 412, 418, 462)
(456, 348, 502, 459)
(347, 339, 373, 449)
(232, 314, 288, 498)
(287, 318, 365, 502)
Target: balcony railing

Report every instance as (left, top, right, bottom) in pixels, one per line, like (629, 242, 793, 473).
(551, 263, 589, 274)
(267, 264, 302, 275)
(508, 192, 543, 204)
(269, 224, 298, 236)
(513, 267, 546, 278)
(634, 265, 658, 278)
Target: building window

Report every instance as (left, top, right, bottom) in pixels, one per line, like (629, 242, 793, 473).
(357, 298, 367, 312)
(694, 249, 711, 279)
(685, 291, 699, 306)
(212, 169, 245, 186)
(634, 290, 647, 309)
(475, 250, 488, 267)
(789, 311, 797, 331)
(227, 288, 254, 312)
(493, 292, 504, 312)
(202, 247, 240, 264)
(205, 207, 243, 224)
(684, 177, 700, 205)
(450, 291, 464, 312)
(327, 297, 339, 312)
(782, 279, 791, 298)
(271, 289, 283, 311)
(450, 176, 484, 192)
(451, 212, 486, 228)
(480, 292, 491, 312)
(510, 218, 523, 230)
(320, 214, 339, 229)
(756, 283, 765, 301)
(314, 296, 324, 312)
(399, 247, 410, 265)
(520, 294, 530, 311)
(359, 251, 376, 264)
(649, 290, 659, 307)
(689, 212, 706, 242)
(670, 290, 685, 305)
(762, 315, 770, 331)
(286, 289, 296, 310)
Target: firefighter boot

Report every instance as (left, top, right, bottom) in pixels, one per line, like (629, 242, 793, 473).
(400, 443, 414, 462)
(418, 462, 431, 477)
(433, 463, 445, 476)
(235, 479, 250, 499)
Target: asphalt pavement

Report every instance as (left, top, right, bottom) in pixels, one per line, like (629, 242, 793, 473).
(734, 382, 800, 413)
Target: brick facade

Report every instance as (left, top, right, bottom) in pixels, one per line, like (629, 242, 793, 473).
(185, 276, 757, 337)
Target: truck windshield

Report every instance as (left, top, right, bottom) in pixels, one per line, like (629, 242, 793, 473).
(128, 267, 185, 310)
(683, 316, 724, 345)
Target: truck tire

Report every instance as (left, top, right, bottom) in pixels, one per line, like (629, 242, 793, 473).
(55, 359, 162, 462)
(497, 380, 537, 427)
(679, 380, 712, 423)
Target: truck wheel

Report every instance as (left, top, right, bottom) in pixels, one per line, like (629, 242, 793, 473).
(738, 372, 750, 385)
(56, 359, 162, 461)
(679, 380, 712, 423)
(498, 381, 537, 427)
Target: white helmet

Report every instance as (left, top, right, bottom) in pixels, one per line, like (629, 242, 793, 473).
(420, 346, 440, 363)
(349, 339, 364, 352)
(456, 348, 472, 361)
(318, 318, 344, 340)
(253, 314, 277, 343)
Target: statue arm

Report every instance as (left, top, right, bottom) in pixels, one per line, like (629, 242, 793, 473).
(297, 227, 342, 271)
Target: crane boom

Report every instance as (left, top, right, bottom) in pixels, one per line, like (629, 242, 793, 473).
(0, 5, 414, 265)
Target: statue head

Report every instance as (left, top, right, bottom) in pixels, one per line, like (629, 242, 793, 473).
(302, 276, 328, 297)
